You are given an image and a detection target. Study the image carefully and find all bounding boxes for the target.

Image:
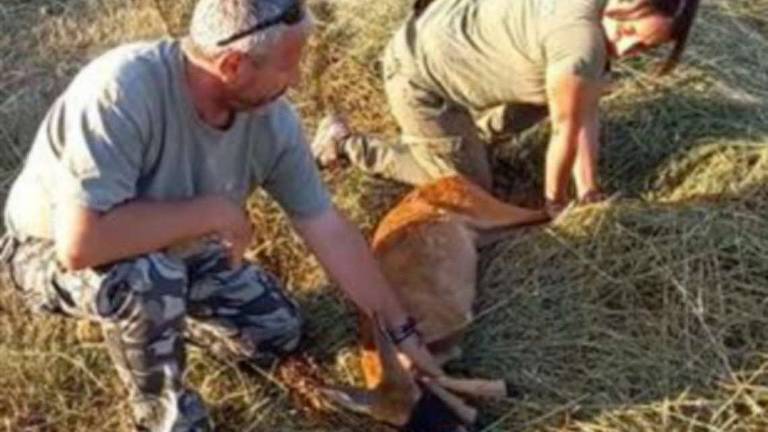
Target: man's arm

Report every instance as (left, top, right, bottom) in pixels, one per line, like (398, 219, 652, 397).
(54, 195, 251, 270)
(544, 68, 603, 209)
(292, 206, 443, 376)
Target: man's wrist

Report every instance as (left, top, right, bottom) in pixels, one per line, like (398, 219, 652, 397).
(386, 315, 421, 345)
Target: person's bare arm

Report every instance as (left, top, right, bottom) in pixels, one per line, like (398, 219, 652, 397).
(54, 195, 251, 270)
(544, 68, 603, 211)
(292, 206, 444, 377)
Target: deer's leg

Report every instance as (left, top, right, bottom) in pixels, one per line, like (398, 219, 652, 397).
(428, 333, 465, 367)
(434, 376, 510, 399)
(433, 346, 463, 367)
(420, 380, 478, 425)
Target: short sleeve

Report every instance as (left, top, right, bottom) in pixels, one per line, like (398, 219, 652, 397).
(262, 106, 332, 219)
(52, 72, 148, 212)
(543, 23, 609, 83)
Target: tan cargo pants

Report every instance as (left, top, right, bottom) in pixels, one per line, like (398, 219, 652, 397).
(341, 42, 549, 190)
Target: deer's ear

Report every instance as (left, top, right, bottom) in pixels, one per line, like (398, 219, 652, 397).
(320, 385, 376, 416)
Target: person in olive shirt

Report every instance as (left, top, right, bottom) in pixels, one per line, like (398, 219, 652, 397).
(312, 0, 700, 213)
(0, 0, 443, 430)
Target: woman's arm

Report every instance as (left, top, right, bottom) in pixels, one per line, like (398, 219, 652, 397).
(544, 67, 604, 210)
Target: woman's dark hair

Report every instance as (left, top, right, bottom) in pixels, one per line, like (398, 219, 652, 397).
(653, 0, 701, 74)
(609, 0, 701, 75)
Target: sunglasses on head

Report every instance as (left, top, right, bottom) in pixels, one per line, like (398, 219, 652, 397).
(216, 1, 303, 47)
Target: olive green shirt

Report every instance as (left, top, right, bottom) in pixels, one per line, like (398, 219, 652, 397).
(389, 0, 610, 110)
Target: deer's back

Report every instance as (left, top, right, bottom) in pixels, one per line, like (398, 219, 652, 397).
(372, 178, 483, 344)
(372, 176, 489, 252)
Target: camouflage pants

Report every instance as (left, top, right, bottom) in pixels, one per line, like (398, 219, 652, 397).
(341, 44, 549, 191)
(0, 234, 303, 432)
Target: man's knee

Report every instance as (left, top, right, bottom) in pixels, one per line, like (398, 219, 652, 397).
(99, 252, 188, 338)
(255, 299, 304, 358)
(273, 306, 303, 355)
(237, 290, 304, 363)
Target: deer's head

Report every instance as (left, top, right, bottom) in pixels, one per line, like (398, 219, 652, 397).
(320, 316, 470, 431)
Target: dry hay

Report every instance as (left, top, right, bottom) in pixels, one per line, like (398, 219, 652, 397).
(275, 355, 337, 416)
(651, 142, 768, 204)
(152, 0, 196, 37)
(311, 48, 398, 135)
(2, 0, 768, 431)
(471, 192, 768, 430)
(300, 0, 408, 135)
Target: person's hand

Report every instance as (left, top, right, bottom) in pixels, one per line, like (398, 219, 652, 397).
(577, 189, 607, 205)
(218, 225, 252, 269)
(544, 198, 569, 219)
(201, 195, 253, 268)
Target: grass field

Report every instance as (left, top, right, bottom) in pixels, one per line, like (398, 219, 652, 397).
(1, 0, 768, 430)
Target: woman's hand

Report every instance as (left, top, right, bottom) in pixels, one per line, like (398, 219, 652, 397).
(545, 198, 569, 219)
(577, 189, 607, 205)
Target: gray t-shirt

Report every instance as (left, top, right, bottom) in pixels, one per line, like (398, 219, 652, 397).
(4, 40, 331, 240)
(388, 0, 609, 111)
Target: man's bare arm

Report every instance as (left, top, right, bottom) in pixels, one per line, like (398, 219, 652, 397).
(292, 206, 444, 376)
(54, 195, 251, 270)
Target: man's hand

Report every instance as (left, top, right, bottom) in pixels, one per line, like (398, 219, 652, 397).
(201, 195, 253, 268)
(54, 197, 252, 271)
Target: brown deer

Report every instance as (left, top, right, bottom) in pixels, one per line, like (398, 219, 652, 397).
(322, 175, 549, 430)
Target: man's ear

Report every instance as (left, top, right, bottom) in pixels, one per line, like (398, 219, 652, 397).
(216, 51, 244, 84)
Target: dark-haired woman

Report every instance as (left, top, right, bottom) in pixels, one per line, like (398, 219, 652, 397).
(312, 0, 700, 212)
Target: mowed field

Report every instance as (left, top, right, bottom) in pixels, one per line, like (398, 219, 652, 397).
(1, 0, 768, 430)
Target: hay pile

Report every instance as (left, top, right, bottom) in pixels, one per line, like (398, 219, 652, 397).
(475, 197, 768, 430)
(1, 0, 768, 431)
(465, 2, 768, 429)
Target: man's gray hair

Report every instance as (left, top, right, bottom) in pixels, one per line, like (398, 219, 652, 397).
(189, 0, 312, 61)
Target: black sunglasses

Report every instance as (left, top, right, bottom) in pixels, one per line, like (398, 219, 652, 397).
(216, 1, 303, 47)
